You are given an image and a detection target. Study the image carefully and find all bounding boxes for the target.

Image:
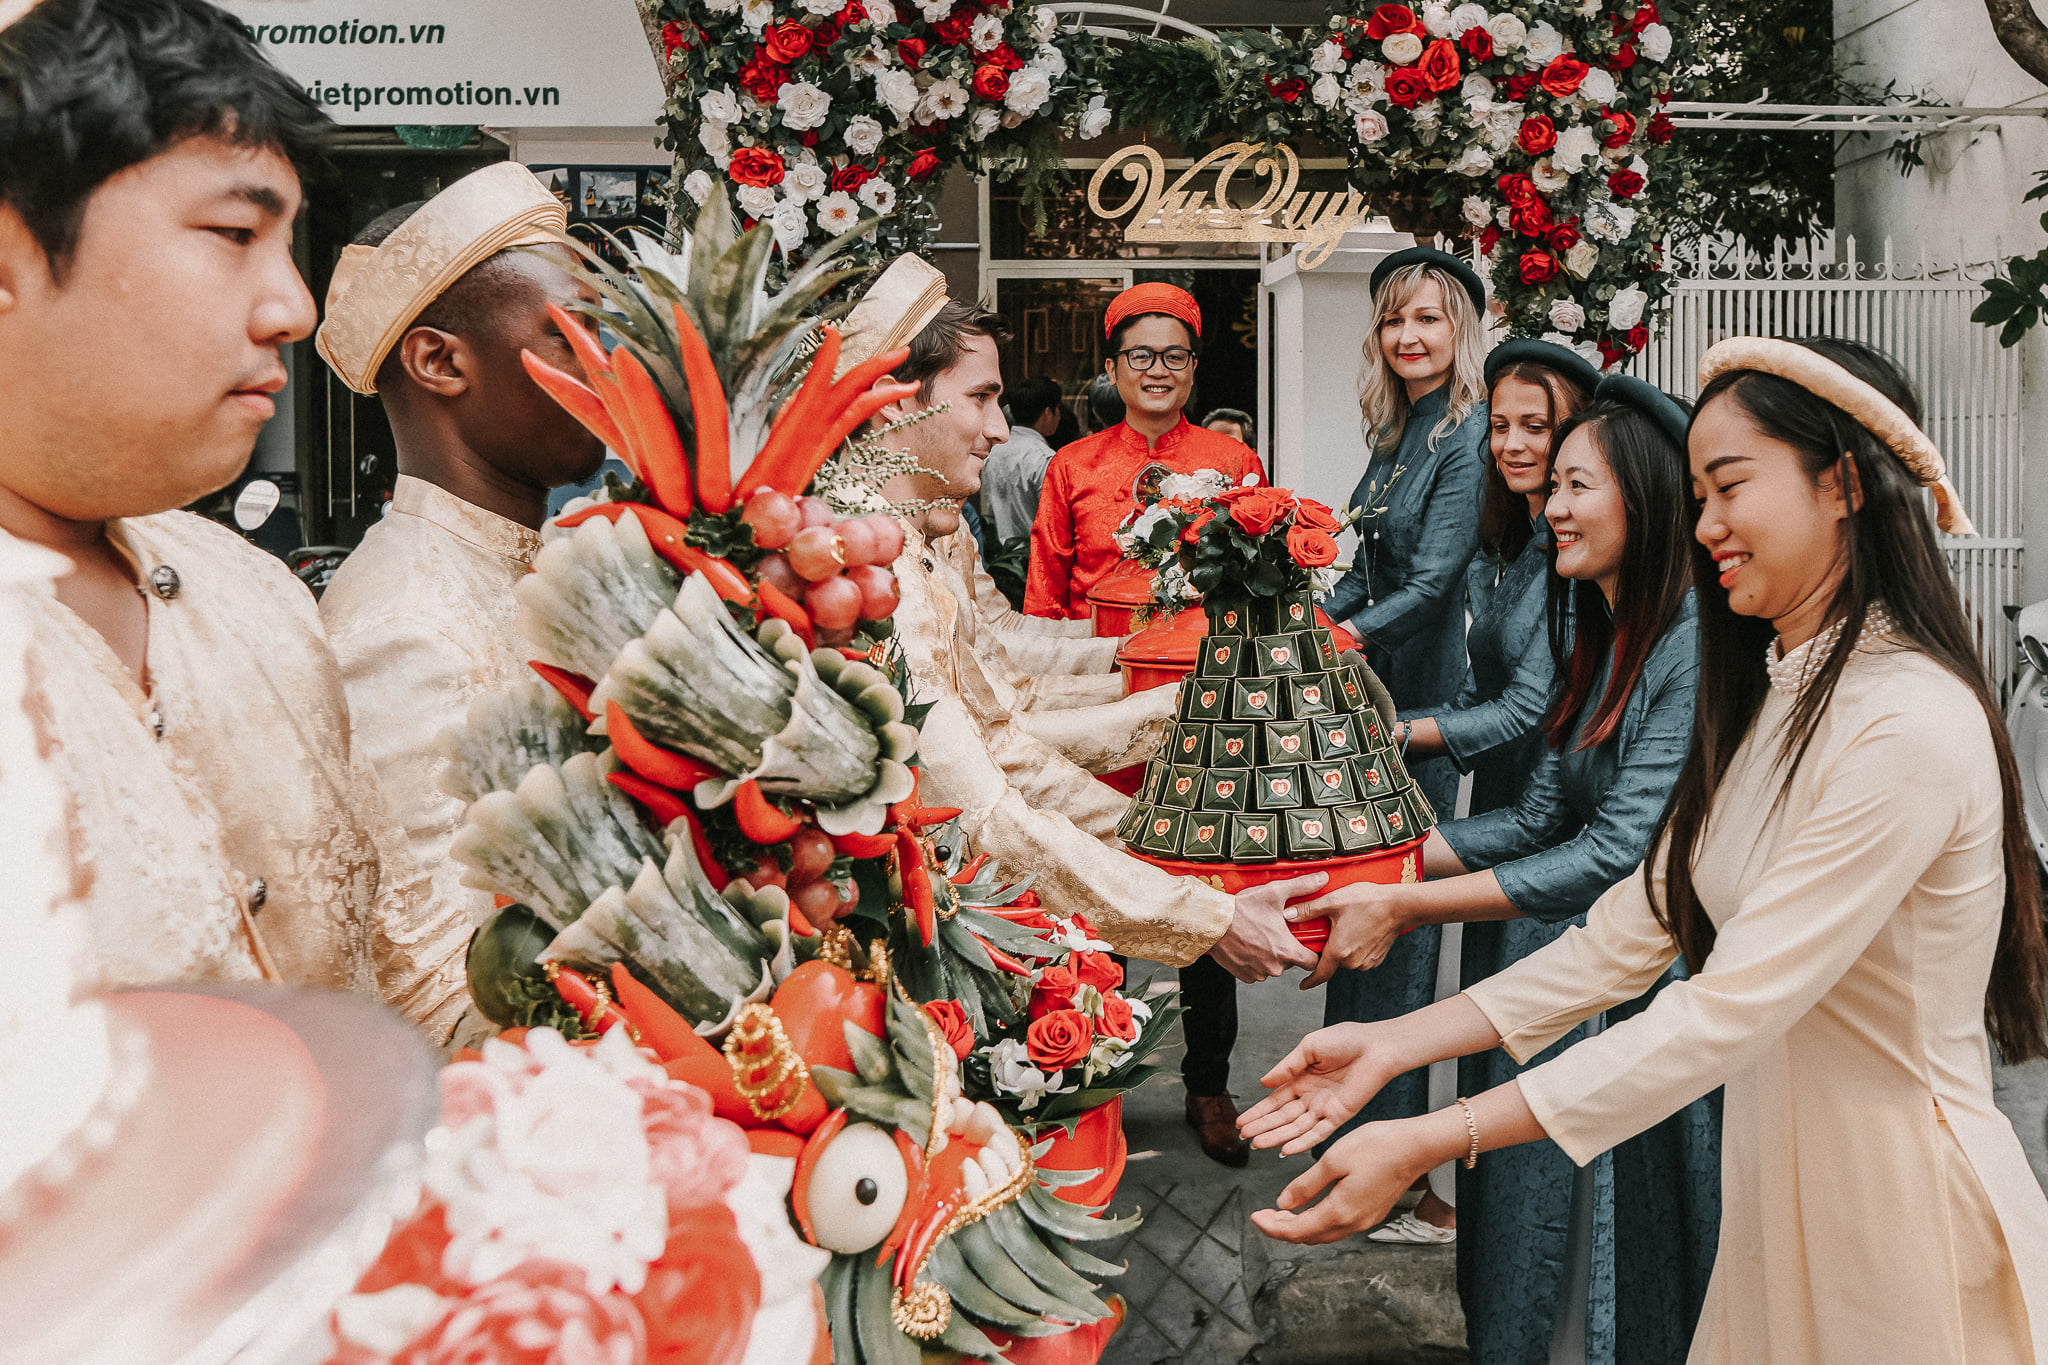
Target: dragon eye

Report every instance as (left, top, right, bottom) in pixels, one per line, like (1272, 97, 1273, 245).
(805, 1122, 909, 1253)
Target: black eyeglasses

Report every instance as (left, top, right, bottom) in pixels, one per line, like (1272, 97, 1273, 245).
(1115, 346, 1196, 372)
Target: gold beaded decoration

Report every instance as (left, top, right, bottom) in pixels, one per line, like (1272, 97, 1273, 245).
(722, 1002, 810, 1122)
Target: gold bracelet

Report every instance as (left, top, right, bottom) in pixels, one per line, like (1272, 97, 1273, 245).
(1455, 1096, 1480, 1169)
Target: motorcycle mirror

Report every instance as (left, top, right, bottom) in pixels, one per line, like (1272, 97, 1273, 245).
(233, 479, 282, 531)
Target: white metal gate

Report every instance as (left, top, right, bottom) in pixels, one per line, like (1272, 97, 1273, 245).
(1630, 236, 2026, 688)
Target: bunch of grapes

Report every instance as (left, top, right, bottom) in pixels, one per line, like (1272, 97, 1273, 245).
(740, 490, 905, 645)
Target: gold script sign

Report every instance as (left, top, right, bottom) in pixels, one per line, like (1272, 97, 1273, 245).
(1086, 143, 1370, 269)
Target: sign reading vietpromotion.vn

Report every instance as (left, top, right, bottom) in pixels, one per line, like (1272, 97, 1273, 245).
(209, 0, 666, 127)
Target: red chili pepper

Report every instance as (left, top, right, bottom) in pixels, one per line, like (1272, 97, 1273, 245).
(626, 502, 754, 605)
(609, 773, 730, 890)
(892, 804, 963, 832)
(754, 579, 816, 650)
(670, 302, 733, 514)
(898, 827, 935, 947)
(528, 661, 597, 720)
(832, 830, 896, 859)
(739, 341, 916, 498)
(948, 852, 990, 885)
(551, 501, 629, 530)
(736, 323, 842, 498)
(968, 930, 1033, 977)
(522, 349, 628, 455)
(608, 963, 713, 1063)
(734, 778, 803, 844)
(611, 346, 696, 519)
(550, 964, 630, 1034)
(606, 701, 720, 790)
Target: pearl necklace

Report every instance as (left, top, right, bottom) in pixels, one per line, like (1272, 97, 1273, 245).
(1765, 605, 1896, 694)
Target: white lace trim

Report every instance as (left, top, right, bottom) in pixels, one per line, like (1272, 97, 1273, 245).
(1765, 605, 1896, 694)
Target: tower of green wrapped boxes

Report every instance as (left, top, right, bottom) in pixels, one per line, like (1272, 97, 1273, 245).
(1117, 589, 1436, 864)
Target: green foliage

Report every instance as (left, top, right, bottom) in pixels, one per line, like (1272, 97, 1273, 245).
(1096, 36, 1228, 143)
(1973, 172, 2048, 347)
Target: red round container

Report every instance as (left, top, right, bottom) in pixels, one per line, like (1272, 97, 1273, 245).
(1128, 838, 1425, 952)
(1086, 561, 1159, 639)
(1029, 1096, 1127, 1207)
(1113, 604, 1207, 695)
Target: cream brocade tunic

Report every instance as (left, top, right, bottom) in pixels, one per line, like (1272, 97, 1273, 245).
(893, 523, 1234, 966)
(16, 513, 436, 1021)
(320, 477, 542, 1039)
(1466, 642, 2048, 1363)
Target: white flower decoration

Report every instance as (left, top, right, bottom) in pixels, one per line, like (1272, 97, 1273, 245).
(1553, 122, 1600, 170)
(1540, 329, 1575, 347)
(1548, 297, 1587, 332)
(1461, 196, 1492, 227)
(699, 122, 732, 164)
(1029, 44, 1068, 79)
(1608, 284, 1649, 330)
(857, 177, 898, 214)
(1355, 108, 1392, 143)
(1005, 67, 1053, 115)
(1460, 72, 1495, 104)
(815, 191, 861, 233)
(799, 0, 841, 12)
(1580, 67, 1618, 105)
(1453, 144, 1494, 176)
(970, 12, 1004, 49)
(1531, 155, 1572, 192)
(1484, 12, 1527, 50)
(972, 105, 1004, 140)
(845, 114, 885, 155)
(700, 89, 740, 124)
(1411, 97, 1443, 130)
(850, 41, 892, 75)
(1583, 198, 1636, 242)
(777, 80, 832, 131)
(704, 0, 740, 11)
(916, 0, 951, 19)
(1564, 241, 1601, 278)
(1382, 31, 1424, 65)
(1350, 58, 1388, 91)
(1449, 2, 1490, 34)
(770, 201, 809, 253)
(988, 1039, 1073, 1112)
(876, 68, 920, 120)
(1523, 20, 1565, 63)
(736, 183, 780, 218)
(1311, 38, 1348, 73)
(1421, 2, 1455, 36)
(1079, 93, 1111, 139)
(865, 0, 900, 25)
(918, 79, 969, 122)
(741, 0, 776, 32)
(682, 169, 715, 205)
(1312, 72, 1343, 109)
(1482, 106, 1521, 151)
(1638, 22, 1672, 61)
(1580, 0, 1603, 13)
(785, 162, 827, 201)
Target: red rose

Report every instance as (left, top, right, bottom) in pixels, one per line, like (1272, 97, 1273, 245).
(1608, 39, 1638, 69)
(1631, 0, 1660, 27)
(972, 64, 1011, 100)
(1026, 1009, 1095, 1070)
(1459, 26, 1494, 60)
(1385, 65, 1432, 107)
(830, 162, 872, 192)
(1647, 112, 1674, 145)
(737, 54, 789, 102)
(1479, 224, 1501, 256)
(1599, 339, 1627, 370)
(1602, 107, 1637, 148)
(1517, 115, 1557, 155)
(395, 1263, 646, 1365)
(1548, 219, 1582, 254)
(812, 16, 843, 47)
(1293, 498, 1339, 533)
(1608, 168, 1645, 199)
(1180, 507, 1216, 544)
(1626, 323, 1649, 352)
(728, 145, 787, 188)
(1497, 171, 1539, 205)
(764, 18, 814, 63)
(1030, 963, 1080, 1019)
(922, 1000, 974, 1059)
(1538, 55, 1590, 98)
(1519, 250, 1559, 285)
(1418, 39, 1461, 93)
(906, 147, 943, 181)
(1364, 3, 1423, 38)
(1097, 993, 1138, 1043)
(660, 21, 687, 58)
(1287, 526, 1340, 568)
(1072, 951, 1123, 994)
(637, 1207, 760, 1365)
(896, 36, 926, 67)
(1227, 488, 1291, 536)
(1264, 75, 1309, 103)
(841, 0, 867, 23)
(932, 12, 974, 44)
(1510, 196, 1552, 238)
(985, 42, 1025, 71)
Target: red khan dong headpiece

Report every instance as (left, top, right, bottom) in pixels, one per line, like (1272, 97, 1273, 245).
(1105, 282, 1201, 340)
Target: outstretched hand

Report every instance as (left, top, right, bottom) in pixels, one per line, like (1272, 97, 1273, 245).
(1249, 1122, 1429, 1246)
(1236, 1022, 1387, 1155)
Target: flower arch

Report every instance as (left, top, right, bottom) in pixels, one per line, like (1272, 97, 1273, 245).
(647, 0, 1681, 365)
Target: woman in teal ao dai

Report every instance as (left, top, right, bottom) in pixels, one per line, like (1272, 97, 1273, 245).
(1301, 377, 1722, 1364)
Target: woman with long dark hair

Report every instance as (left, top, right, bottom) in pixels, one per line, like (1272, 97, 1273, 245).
(1242, 337, 2048, 1362)
(1284, 378, 1721, 1361)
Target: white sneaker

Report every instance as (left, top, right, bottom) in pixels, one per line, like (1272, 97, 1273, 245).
(1366, 1212, 1456, 1245)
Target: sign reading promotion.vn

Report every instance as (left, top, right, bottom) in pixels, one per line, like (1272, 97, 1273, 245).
(209, 0, 666, 127)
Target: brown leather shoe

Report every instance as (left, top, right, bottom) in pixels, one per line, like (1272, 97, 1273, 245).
(1185, 1093, 1250, 1167)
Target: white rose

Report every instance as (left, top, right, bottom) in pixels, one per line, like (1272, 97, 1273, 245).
(785, 162, 827, 201)
(700, 89, 740, 124)
(736, 182, 779, 217)
(1382, 31, 1424, 64)
(704, 0, 739, 11)
(698, 122, 731, 163)
(1579, 0, 1602, 13)
(1523, 20, 1564, 63)
(799, 0, 841, 12)
(845, 114, 884, 155)
(1312, 72, 1343, 108)
(1030, 8, 1058, 42)
(815, 190, 861, 233)
(1005, 67, 1052, 116)
(1460, 73, 1495, 105)
(1355, 108, 1392, 143)
(988, 1039, 1066, 1111)
(1548, 297, 1587, 331)
(1453, 144, 1494, 176)
(865, 0, 899, 22)
(1079, 93, 1111, 139)
(1585, 198, 1636, 242)
(972, 105, 1004, 140)
(919, 77, 969, 121)
(1029, 44, 1068, 80)
(916, 0, 950, 19)
(876, 68, 920, 119)
(682, 169, 715, 205)
(1540, 330, 1574, 347)
(1553, 122, 1600, 169)
(1449, 2, 1490, 34)
(858, 177, 898, 214)
(1580, 67, 1618, 104)
(1564, 241, 1601, 278)
(970, 12, 1004, 48)
(1485, 12, 1526, 50)
(1461, 195, 1492, 227)
(1000, 108, 1026, 129)
(776, 81, 832, 131)
(1411, 97, 1443, 130)
(1346, 83, 1387, 116)
(1531, 156, 1571, 192)
(1638, 22, 1672, 61)
(1351, 58, 1388, 91)
(1311, 38, 1348, 73)
(770, 201, 809, 252)
(740, 0, 776, 32)
(850, 41, 891, 75)
(1608, 284, 1648, 330)
(1482, 106, 1520, 150)
(1421, 2, 1454, 36)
